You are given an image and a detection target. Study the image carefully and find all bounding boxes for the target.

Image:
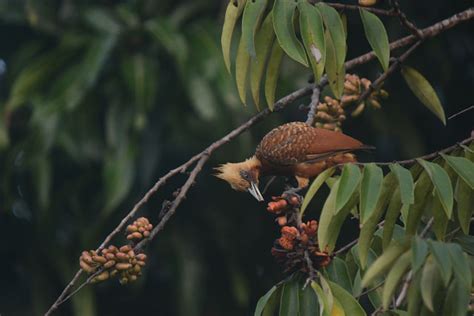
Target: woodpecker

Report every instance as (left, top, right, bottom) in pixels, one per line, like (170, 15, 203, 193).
(215, 122, 373, 201)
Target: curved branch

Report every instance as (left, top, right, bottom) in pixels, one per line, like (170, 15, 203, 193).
(44, 6, 474, 315)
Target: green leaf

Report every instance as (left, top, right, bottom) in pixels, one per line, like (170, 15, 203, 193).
(120, 53, 158, 110)
(312, 281, 332, 316)
(328, 281, 366, 316)
(235, 34, 251, 105)
(359, 173, 396, 268)
(250, 14, 275, 109)
(430, 192, 448, 240)
(255, 285, 279, 316)
(448, 244, 471, 288)
(441, 154, 474, 189)
(272, 0, 308, 66)
(455, 177, 474, 234)
(299, 282, 319, 316)
(401, 66, 446, 124)
(316, 3, 346, 70)
(279, 278, 300, 315)
(336, 164, 362, 214)
(359, 8, 390, 71)
(221, 0, 246, 73)
(325, 257, 352, 293)
(442, 278, 470, 316)
(411, 237, 429, 274)
(407, 272, 422, 316)
(242, 0, 268, 57)
(389, 164, 415, 205)
(301, 168, 335, 215)
(428, 240, 453, 286)
(324, 28, 345, 98)
(263, 286, 282, 316)
(420, 256, 442, 312)
(359, 163, 384, 224)
(417, 159, 453, 218)
(382, 250, 411, 309)
(319, 179, 359, 253)
(382, 188, 402, 249)
(406, 171, 432, 235)
(264, 42, 284, 109)
(298, 1, 326, 82)
(361, 241, 408, 288)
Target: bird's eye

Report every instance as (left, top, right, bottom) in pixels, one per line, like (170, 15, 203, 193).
(240, 170, 250, 181)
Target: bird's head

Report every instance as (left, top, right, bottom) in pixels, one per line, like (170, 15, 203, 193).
(214, 156, 264, 201)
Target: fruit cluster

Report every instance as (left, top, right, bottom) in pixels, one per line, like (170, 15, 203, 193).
(271, 220, 331, 273)
(126, 217, 153, 240)
(80, 245, 147, 284)
(79, 216, 152, 285)
(342, 74, 388, 117)
(314, 96, 346, 132)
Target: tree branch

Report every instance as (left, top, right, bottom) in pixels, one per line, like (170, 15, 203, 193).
(44, 6, 474, 315)
(390, 0, 424, 38)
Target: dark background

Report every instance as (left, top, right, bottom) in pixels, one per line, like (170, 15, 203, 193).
(0, 0, 472, 315)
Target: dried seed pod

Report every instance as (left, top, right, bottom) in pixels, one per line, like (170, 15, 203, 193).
(116, 263, 132, 271)
(104, 260, 116, 269)
(126, 225, 138, 233)
(143, 231, 150, 237)
(92, 255, 107, 264)
(278, 237, 294, 250)
(351, 103, 365, 117)
(80, 260, 97, 273)
(120, 245, 132, 253)
(116, 252, 129, 261)
(277, 216, 287, 226)
(281, 226, 299, 240)
(95, 271, 110, 282)
(110, 269, 119, 277)
(119, 277, 129, 285)
(105, 253, 115, 260)
(108, 245, 118, 253)
(136, 254, 147, 261)
(359, 0, 377, 7)
(81, 252, 94, 265)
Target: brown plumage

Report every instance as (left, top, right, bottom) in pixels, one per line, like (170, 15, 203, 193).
(215, 122, 372, 201)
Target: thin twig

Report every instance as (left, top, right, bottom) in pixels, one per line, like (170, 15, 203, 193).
(305, 84, 323, 126)
(390, 0, 424, 38)
(356, 280, 385, 299)
(44, 7, 474, 315)
(448, 105, 474, 120)
(320, 2, 397, 17)
(356, 40, 423, 104)
(332, 238, 359, 257)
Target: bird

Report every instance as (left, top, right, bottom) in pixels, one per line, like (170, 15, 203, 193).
(215, 122, 373, 201)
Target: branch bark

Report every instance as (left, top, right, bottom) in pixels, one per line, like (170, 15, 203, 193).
(44, 6, 474, 315)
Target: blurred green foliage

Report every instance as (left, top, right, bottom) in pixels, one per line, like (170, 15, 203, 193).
(0, 0, 473, 315)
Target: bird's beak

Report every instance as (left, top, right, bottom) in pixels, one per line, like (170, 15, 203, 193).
(248, 181, 264, 202)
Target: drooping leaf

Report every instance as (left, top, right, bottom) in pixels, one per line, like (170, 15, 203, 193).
(441, 154, 474, 189)
(325, 257, 352, 293)
(264, 42, 284, 109)
(420, 256, 442, 312)
(448, 244, 471, 288)
(382, 250, 411, 309)
(359, 8, 390, 70)
(263, 286, 281, 316)
(328, 281, 366, 316)
(272, 0, 308, 66)
(406, 172, 433, 235)
(361, 241, 408, 288)
(323, 28, 345, 98)
(319, 179, 359, 253)
(382, 188, 402, 249)
(359, 163, 384, 224)
(316, 3, 346, 70)
(335, 164, 361, 214)
(428, 240, 453, 286)
(430, 191, 448, 240)
(401, 66, 446, 124)
(298, 1, 326, 82)
(407, 272, 422, 316)
(242, 0, 268, 57)
(299, 282, 319, 316)
(279, 278, 300, 315)
(417, 159, 453, 218)
(235, 34, 251, 105)
(250, 14, 275, 109)
(389, 164, 415, 205)
(301, 167, 335, 215)
(255, 285, 279, 316)
(455, 177, 474, 234)
(442, 278, 470, 316)
(221, 0, 246, 73)
(411, 236, 429, 274)
(312, 281, 332, 316)
(359, 173, 396, 268)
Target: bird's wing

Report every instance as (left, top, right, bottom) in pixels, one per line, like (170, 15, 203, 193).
(256, 122, 367, 166)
